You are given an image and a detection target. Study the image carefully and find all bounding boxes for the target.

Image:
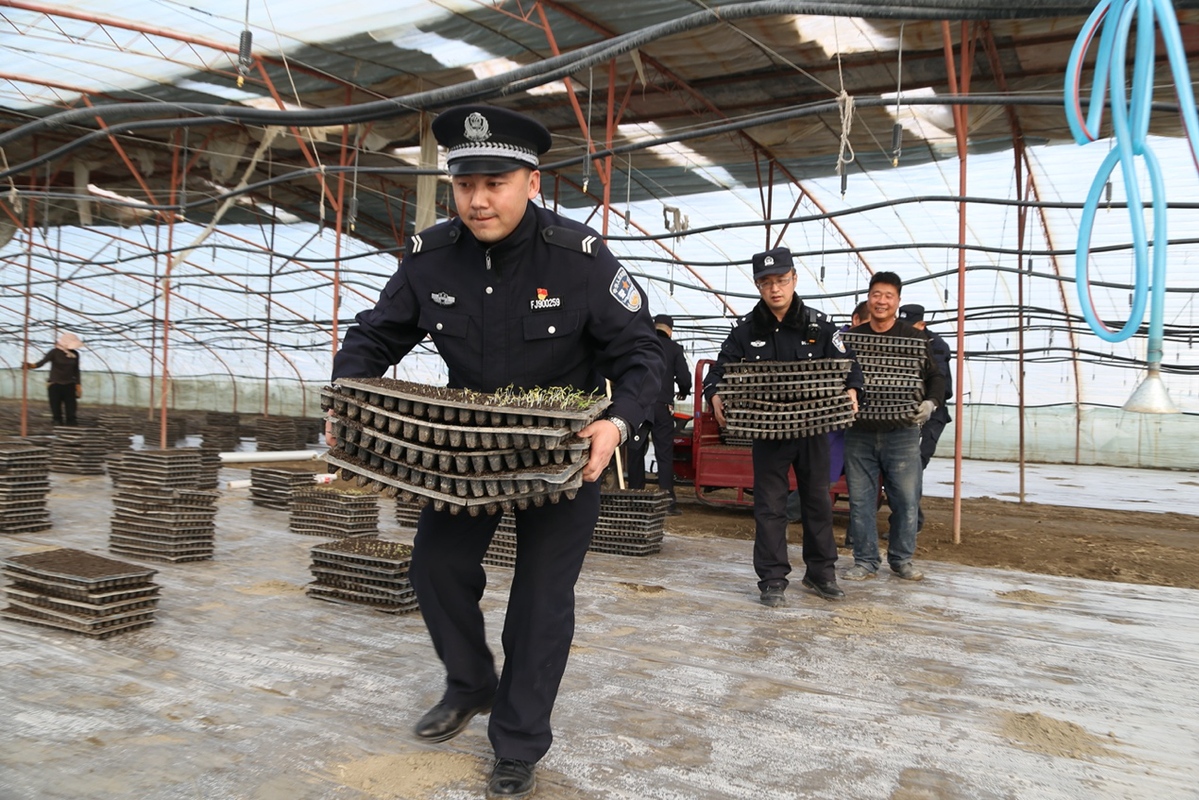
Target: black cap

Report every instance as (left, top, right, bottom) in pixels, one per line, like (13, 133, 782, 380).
(653, 314, 674, 334)
(898, 304, 925, 323)
(751, 247, 794, 281)
(431, 105, 553, 175)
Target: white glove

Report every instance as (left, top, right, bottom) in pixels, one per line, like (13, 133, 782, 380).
(911, 400, 936, 426)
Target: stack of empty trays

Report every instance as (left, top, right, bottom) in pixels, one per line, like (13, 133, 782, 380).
(394, 496, 422, 530)
(840, 333, 927, 422)
(255, 416, 306, 451)
(110, 485, 218, 563)
(323, 378, 608, 516)
(715, 359, 857, 440)
(0, 442, 52, 533)
(141, 416, 185, 447)
(198, 411, 241, 452)
(307, 537, 418, 614)
(108, 449, 218, 562)
(97, 412, 134, 452)
(290, 486, 379, 538)
(482, 514, 519, 569)
(592, 489, 672, 556)
(110, 448, 202, 489)
(49, 427, 108, 474)
(2, 548, 159, 637)
(250, 468, 316, 510)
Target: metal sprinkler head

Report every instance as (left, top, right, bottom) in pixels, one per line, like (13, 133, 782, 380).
(1123, 370, 1179, 414)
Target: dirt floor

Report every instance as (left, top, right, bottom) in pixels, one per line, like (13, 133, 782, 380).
(667, 489, 1199, 591)
(279, 457, 1199, 591)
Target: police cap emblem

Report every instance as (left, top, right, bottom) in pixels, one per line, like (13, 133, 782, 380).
(464, 112, 490, 142)
(432, 104, 553, 176)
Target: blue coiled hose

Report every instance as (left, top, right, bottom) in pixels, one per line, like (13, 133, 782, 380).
(1065, 0, 1199, 371)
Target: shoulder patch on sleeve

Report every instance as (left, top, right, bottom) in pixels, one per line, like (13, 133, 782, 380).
(831, 329, 846, 354)
(542, 225, 600, 257)
(608, 267, 643, 312)
(407, 225, 460, 256)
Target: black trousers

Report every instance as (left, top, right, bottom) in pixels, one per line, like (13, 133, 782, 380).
(627, 401, 677, 498)
(47, 382, 77, 426)
(408, 480, 599, 763)
(919, 410, 950, 468)
(751, 435, 838, 590)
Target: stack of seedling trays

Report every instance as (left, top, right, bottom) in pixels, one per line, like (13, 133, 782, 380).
(198, 411, 241, 452)
(49, 427, 109, 474)
(255, 416, 305, 451)
(96, 413, 134, 452)
(2, 548, 159, 637)
(109, 484, 218, 563)
(0, 442, 52, 534)
(110, 449, 203, 489)
(195, 447, 221, 490)
(297, 418, 325, 445)
(141, 416, 185, 447)
(306, 536, 418, 614)
(840, 333, 927, 422)
(482, 514, 519, 569)
(289, 486, 379, 538)
(394, 497, 422, 530)
(592, 489, 672, 556)
(715, 359, 857, 441)
(250, 468, 317, 510)
(323, 378, 608, 516)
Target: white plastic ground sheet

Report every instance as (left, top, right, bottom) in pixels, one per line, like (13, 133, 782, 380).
(0, 469, 1196, 800)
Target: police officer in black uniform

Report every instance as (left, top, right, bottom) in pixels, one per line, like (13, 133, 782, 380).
(329, 105, 662, 799)
(627, 314, 691, 514)
(897, 304, 952, 468)
(702, 248, 863, 607)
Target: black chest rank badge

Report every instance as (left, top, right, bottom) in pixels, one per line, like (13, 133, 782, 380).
(431, 291, 456, 307)
(609, 267, 643, 312)
(530, 287, 561, 310)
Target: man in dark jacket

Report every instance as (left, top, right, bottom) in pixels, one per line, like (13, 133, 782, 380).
(628, 313, 691, 514)
(897, 304, 952, 467)
(842, 275, 947, 583)
(703, 248, 863, 607)
(329, 105, 663, 800)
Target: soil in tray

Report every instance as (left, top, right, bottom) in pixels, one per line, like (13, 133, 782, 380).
(5, 548, 153, 580)
(332, 377, 606, 414)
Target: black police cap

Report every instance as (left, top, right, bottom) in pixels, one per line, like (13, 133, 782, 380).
(431, 105, 553, 176)
(898, 304, 926, 323)
(752, 247, 794, 281)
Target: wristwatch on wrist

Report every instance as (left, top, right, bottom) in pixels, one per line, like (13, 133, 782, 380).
(607, 415, 630, 445)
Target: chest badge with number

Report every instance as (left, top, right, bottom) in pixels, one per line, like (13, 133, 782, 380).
(530, 287, 561, 310)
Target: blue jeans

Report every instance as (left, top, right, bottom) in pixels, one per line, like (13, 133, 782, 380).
(844, 426, 922, 572)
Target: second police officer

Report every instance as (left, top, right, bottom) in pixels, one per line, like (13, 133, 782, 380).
(703, 248, 863, 607)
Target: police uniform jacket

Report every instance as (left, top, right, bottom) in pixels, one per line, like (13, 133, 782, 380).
(702, 294, 864, 404)
(656, 332, 692, 405)
(332, 202, 662, 431)
(847, 320, 947, 432)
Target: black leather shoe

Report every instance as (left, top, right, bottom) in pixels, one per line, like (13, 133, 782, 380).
(759, 586, 786, 608)
(802, 576, 845, 601)
(413, 698, 492, 743)
(487, 758, 536, 798)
